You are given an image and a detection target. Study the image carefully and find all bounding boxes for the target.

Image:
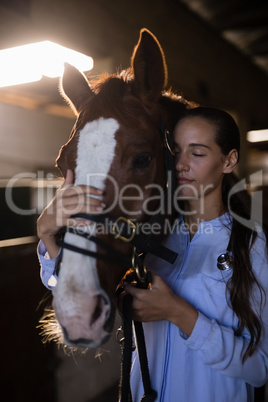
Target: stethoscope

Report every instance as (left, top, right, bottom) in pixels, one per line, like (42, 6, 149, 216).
(217, 239, 233, 271)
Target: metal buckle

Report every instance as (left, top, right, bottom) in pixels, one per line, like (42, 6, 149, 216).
(112, 216, 136, 242)
(164, 129, 175, 156)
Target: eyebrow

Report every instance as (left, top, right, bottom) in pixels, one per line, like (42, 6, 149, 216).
(174, 142, 211, 150)
(189, 143, 211, 149)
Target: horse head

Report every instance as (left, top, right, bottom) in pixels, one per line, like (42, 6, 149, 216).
(50, 29, 191, 348)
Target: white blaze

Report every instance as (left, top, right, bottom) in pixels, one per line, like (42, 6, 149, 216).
(75, 117, 119, 189)
(52, 117, 119, 345)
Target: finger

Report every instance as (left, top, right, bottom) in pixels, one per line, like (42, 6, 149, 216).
(61, 185, 103, 198)
(85, 185, 103, 196)
(65, 184, 103, 196)
(70, 202, 105, 214)
(54, 200, 105, 228)
(59, 195, 106, 213)
(124, 283, 140, 296)
(150, 273, 165, 288)
(66, 218, 92, 228)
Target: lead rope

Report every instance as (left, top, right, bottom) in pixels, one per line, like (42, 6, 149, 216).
(119, 296, 157, 402)
(119, 293, 134, 402)
(133, 320, 157, 401)
(117, 268, 157, 402)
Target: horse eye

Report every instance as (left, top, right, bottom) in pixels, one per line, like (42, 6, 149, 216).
(132, 153, 152, 169)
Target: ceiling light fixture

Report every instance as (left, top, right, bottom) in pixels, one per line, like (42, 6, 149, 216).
(0, 41, 93, 88)
(247, 129, 268, 143)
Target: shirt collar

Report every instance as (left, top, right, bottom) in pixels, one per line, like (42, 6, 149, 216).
(177, 212, 232, 232)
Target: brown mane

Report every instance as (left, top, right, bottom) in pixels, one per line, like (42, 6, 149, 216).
(77, 71, 192, 136)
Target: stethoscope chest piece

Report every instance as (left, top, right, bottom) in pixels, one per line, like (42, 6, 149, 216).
(217, 251, 233, 271)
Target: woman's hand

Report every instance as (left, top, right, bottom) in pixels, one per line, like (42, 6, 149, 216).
(125, 273, 198, 337)
(125, 273, 176, 322)
(37, 169, 105, 258)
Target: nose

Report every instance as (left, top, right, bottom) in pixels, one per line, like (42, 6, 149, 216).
(58, 293, 111, 348)
(175, 151, 190, 173)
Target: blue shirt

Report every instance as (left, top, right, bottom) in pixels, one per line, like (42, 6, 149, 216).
(37, 240, 61, 289)
(38, 213, 268, 401)
(130, 214, 268, 402)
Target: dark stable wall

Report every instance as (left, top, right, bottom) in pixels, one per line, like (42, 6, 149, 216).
(0, 242, 56, 402)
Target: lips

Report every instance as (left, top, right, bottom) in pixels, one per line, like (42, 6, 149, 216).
(177, 177, 194, 186)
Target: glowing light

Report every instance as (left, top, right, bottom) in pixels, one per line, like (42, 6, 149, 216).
(0, 41, 93, 88)
(247, 129, 268, 143)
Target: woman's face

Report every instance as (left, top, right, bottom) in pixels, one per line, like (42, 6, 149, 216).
(173, 116, 228, 201)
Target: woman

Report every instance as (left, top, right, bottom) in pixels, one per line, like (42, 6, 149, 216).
(37, 107, 268, 401)
(125, 107, 268, 401)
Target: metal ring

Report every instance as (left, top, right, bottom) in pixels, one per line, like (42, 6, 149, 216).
(132, 247, 148, 283)
(116, 326, 125, 344)
(135, 264, 148, 284)
(131, 247, 137, 269)
(164, 130, 175, 156)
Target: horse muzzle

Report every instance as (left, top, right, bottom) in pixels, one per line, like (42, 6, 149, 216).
(52, 231, 112, 348)
(53, 290, 111, 348)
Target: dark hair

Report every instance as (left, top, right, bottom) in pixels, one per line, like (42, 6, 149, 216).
(178, 107, 266, 361)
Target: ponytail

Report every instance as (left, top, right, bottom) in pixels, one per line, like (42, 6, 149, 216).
(223, 173, 263, 361)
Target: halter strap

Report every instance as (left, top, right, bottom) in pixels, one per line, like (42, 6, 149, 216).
(70, 213, 178, 264)
(57, 227, 132, 267)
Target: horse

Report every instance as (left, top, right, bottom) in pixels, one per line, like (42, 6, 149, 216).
(43, 28, 192, 349)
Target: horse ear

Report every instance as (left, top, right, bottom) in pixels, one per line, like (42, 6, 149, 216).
(60, 63, 94, 115)
(132, 28, 168, 103)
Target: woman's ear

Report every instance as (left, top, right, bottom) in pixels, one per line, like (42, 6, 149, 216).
(223, 149, 238, 173)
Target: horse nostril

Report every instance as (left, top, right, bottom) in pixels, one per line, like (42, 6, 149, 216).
(90, 295, 104, 325)
(91, 304, 101, 325)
